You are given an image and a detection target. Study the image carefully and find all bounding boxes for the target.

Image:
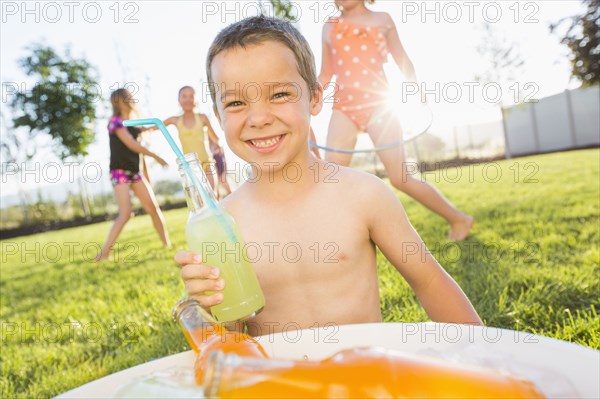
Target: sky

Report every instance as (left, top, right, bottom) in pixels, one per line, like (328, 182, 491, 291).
(0, 0, 585, 203)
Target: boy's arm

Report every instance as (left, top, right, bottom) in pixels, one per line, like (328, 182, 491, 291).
(367, 178, 483, 325)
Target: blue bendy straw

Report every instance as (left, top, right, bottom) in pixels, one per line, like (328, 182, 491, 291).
(124, 118, 237, 242)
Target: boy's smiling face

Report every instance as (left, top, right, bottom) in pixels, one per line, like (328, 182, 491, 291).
(211, 41, 322, 171)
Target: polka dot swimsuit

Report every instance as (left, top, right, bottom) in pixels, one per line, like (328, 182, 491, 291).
(330, 18, 392, 131)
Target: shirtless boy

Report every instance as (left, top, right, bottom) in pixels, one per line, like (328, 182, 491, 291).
(175, 16, 482, 335)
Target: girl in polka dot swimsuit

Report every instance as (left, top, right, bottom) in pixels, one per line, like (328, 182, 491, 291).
(319, 0, 474, 241)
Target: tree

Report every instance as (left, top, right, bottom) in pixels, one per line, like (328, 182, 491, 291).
(153, 180, 183, 197)
(474, 22, 526, 106)
(9, 44, 100, 161)
(551, 0, 600, 87)
(261, 0, 298, 22)
(407, 133, 447, 163)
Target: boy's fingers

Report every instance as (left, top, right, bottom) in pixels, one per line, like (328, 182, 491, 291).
(184, 279, 224, 298)
(174, 251, 202, 266)
(190, 293, 224, 308)
(184, 278, 224, 296)
(183, 278, 225, 295)
(181, 265, 221, 280)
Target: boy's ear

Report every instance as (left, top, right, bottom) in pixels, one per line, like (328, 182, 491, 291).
(310, 84, 324, 116)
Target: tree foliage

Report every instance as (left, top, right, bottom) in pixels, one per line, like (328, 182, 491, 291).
(551, 0, 600, 87)
(263, 0, 298, 22)
(474, 22, 525, 106)
(9, 44, 100, 160)
(153, 179, 183, 197)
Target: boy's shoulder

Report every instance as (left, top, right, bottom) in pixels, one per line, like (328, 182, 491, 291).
(318, 162, 393, 201)
(221, 162, 396, 213)
(219, 186, 243, 216)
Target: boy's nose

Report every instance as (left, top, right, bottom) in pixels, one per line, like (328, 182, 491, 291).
(247, 103, 275, 128)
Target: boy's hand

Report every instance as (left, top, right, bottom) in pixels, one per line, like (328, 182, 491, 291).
(175, 250, 225, 308)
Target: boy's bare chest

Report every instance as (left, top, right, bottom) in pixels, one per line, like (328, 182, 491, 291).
(231, 200, 370, 282)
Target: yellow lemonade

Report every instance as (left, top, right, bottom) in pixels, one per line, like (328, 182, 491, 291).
(186, 208, 265, 323)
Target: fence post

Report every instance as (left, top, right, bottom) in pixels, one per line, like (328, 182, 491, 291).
(77, 177, 92, 220)
(19, 188, 30, 226)
(501, 106, 512, 159)
(564, 89, 578, 147)
(453, 126, 461, 159)
(530, 103, 541, 153)
(467, 124, 474, 150)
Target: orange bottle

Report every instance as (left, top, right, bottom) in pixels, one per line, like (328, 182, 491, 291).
(172, 298, 268, 383)
(202, 347, 546, 399)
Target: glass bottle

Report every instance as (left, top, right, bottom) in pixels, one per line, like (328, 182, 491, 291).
(202, 347, 546, 398)
(177, 153, 265, 323)
(172, 297, 268, 383)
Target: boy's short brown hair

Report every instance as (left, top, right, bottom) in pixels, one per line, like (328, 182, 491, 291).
(206, 16, 319, 105)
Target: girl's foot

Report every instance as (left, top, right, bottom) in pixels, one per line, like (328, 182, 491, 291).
(95, 251, 110, 262)
(448, 214, 474, 241)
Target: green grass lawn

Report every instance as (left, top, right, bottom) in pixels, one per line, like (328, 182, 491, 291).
(1, 149, 599, 398)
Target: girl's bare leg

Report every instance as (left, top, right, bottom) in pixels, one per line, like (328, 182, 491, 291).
(213, 168, 222, 200)
(204, 163, 216, 191)
(324, 110, 360, 167)
(96, 184, 133, 261)
(131, 179, 171, 247)
(368, 108, 474, 241)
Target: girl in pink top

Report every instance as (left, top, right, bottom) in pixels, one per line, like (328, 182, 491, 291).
(319, 0, 473, 240)
(96, 88, 171, 261)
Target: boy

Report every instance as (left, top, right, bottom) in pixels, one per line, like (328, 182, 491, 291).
(176, 16, 482, 335)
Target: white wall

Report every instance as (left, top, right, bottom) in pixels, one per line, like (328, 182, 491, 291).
(503, 86, 600, 157)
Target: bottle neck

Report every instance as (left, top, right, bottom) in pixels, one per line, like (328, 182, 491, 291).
(172, 298, 226, 353)
(177, 156, 217, 214)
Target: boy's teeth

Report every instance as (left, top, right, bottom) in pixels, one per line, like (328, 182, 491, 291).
(251, 135, 282, 147)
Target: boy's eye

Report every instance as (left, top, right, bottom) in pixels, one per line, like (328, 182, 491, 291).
(273, 92, 290, 100)
(225, 100, 243, 108)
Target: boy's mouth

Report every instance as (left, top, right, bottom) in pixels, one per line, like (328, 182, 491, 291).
(246, 134, 286, 153)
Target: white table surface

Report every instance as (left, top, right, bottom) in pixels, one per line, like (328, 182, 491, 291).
(56, 322, 600, 398)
